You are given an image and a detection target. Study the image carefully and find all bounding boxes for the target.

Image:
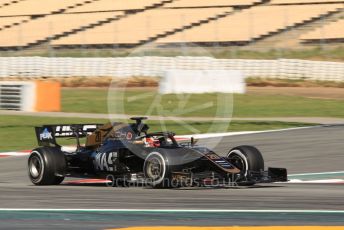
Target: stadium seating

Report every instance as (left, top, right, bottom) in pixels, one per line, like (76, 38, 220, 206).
(68, 0, 169, 13)
(0, 16, 28, 29)
(156, 4, 343, 44)
(0, 0, 92, 16)
(0, 0, 22, 7)
(270, 0, 344, 4)
(300, 19, 344, 42)
(52, 7, 233, 46)
(0, 12, 122, 47)
(0, 0, 16, 7)
(163, 0, 261, 7)
(0, 0, 343, 48)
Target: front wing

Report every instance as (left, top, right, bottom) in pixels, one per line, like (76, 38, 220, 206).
(171, 167, 288, 187)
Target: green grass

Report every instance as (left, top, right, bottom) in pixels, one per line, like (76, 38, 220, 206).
(62, 88, 109, 113)
(246, 78, 344, 88)
(62, 88, 344, 118)
(212, 46, 344, 61)
(6, 46, 344, 61)
(0, 115, 315, 151)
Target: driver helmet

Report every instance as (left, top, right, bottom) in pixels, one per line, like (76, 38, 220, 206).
(144, 137, 160, 147)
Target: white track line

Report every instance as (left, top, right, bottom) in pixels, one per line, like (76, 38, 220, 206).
(177, 125, 319, 139)
(280, 179, 344, 184)
(0, 209, 343, 213)
(285, 171, 344, 183)
(289, 171, 344, 176)
(0, 152, 29, 156)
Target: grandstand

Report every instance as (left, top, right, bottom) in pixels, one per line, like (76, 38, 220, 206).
(300, 19, 344, 43)
(0, 16, 29, 30)
(68, 0, 169, 12)
(163, 0, 263, 7)
(0, 0, 175, 48)
(0, 0, 342, 50)
(51, 8, 234, 46)
(270, 0, 344, 5)
(0, 0, 92, 16)
(156, 4, 343, 45)
(0, 12, 123, 47)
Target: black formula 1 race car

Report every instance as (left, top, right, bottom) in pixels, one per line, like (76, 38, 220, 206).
(28, 117, 287, 188)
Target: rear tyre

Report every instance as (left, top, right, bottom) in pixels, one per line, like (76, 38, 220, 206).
(143, 151, 174, 188)
(227, 145, 264, 182)
(28, 147, 66, 185)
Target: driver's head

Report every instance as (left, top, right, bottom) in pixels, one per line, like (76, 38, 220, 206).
(144, 137, 159, 147)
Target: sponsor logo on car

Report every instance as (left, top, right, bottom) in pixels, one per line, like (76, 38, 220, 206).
(40, 128, 53, 140)
(94, 151, 116, 172)
(55, 125, 98, 137)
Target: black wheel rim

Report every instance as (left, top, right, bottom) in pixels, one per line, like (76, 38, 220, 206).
(230, 154, 247, 172)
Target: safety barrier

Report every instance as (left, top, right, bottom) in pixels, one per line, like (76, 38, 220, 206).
(0, 81, 35, 111)
(0, 81, 60, 112)
(160, 70, 245, 94)
(0, 57, 343, 81)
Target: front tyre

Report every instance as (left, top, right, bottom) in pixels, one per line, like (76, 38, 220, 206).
(28, 147, 66, 185)
(227, 145, 264, 177)
(143, 151, 173, 188)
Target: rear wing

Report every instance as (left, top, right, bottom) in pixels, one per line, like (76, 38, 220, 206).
(35, 124, 103, 147)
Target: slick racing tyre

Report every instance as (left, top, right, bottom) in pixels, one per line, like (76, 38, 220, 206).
(227, 145, 264, 177)
(28, 147, 66, 185)
(143, 151, 174, 188)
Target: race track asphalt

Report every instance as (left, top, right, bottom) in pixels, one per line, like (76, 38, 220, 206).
(0, 125, 343, 229)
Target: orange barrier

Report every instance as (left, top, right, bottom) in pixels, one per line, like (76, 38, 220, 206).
(35, 81, 61, 112)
